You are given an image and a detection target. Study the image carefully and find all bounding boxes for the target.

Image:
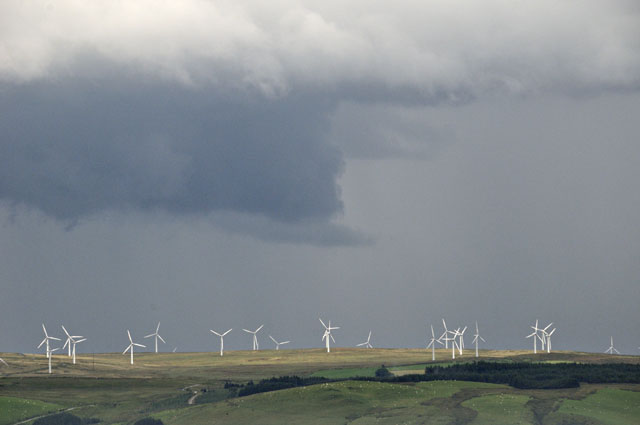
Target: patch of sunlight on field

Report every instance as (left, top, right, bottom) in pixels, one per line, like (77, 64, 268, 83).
(0, 396, 63, 425)
(154, 380, 507, 425)
(556, 388, 640, 425)
(462, 393, 533, 425)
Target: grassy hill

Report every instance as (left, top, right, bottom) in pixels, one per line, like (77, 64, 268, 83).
(0, 348, 638, 424)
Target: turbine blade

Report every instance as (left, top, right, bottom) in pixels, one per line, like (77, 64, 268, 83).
(223, 329, 232, 336)
(61, 325, 70, 338)
(127, 330, 132, 342)
(158, 335, 166, 343)
(242, 329, 251, 333)
(133, 343, 146, 348)
(210, 330, 222, 336)
(330, 334, 336, 343)
(156, 322, 161, 333)
(144, 334, 155, 338)
(42, 324, 48, 336)
(50, 337, 61, 341)
(281, 341, 290, 345)
(256, 325, 264, 332)
(269, 335, 277, 343)
(357, 342, 366, 346)
(319, 318, 327, 329)
(75, 338, 86, 343)
(123, 345, 132, 355)
(37, 338, 46, 348)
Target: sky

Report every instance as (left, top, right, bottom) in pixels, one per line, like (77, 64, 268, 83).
(1, 0, 639, 355)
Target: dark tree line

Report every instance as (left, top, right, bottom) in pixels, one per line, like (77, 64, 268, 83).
(231, 362, 640, 397)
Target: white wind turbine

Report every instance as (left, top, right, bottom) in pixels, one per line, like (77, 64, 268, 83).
(605, 336, 620, 355)
(319, 318, 339, 353)
(472, 321, 485, 358)
(123, 330, 146, 365)
(38, 324, 60, 358)
(458, 326, 467, 355)
(242, 325, 264, 351)
(269, 335, 290, 350)
(357, 331, 373, 349)
(61, 325, 84, 357)
(544, 328, 556, 353)
(210, 329, 232, 356)
(47, 346, 59, 374)
(446, 331, 459, 359)
(526, 320, 545, 354)
(426, 325, 443, 361)
(144, 322, 166, 353)
(439, 319, 450, 349)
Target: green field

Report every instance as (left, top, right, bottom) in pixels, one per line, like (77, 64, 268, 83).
(1, 349, 639, 424)
(555, 388, 640, 425)
(0, 397, 63, 425)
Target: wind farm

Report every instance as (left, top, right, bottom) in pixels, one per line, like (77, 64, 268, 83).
(2, 1, 640, 424)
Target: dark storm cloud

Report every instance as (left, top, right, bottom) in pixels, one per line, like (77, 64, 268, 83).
(0, 78, 344, 228)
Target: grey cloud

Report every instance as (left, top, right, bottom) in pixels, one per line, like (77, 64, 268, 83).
(0, 79, 345, 230)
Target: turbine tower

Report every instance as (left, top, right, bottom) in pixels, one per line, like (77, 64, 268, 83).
(426, 325, 443, 361)
(37, 324, 60, 358)
(210, 329, 232, 356)
(242, 325, 264, 350)
(472, 321, 485, 358)
(319, 318, 339, 353)
(605, 336, 620, 354)
(144, 322, 166, 353)
(269, 335, 290, 350)
(123, 330, 146, 365)
(357, 331, 373, 349)
(61, 325, 84, 358)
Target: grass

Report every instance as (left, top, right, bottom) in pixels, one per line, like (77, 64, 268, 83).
(555, 388, 640, 425)
(0, 396, 63, 425)
(155, 380, 502, 425)
(462, 393, 534, 424)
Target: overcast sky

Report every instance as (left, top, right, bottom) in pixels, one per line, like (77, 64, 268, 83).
(1, 0, 639, 355)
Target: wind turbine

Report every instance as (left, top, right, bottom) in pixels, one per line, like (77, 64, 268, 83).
(458, 326, 467, 355)
(47, 346, 59, 374)
(144, 322, 166, 353)
(447, 331, 459, 359)
(38, 324, 60, 358)
(61, 325, 84, 357)
(69, 337, 86, 365)
(526, 320, 544, 354)
(426, 325, 443, 361)
(242, 325, 264, 351)
(319, 318, 339, 353)
(357, 331, 373, 349)
(439, 319, 450, 349)
(123, 330, 146, 365)
(472, 321, 485, 358)
(210, 329, 232, 356)
(605, 336, 620, 355)
(269, 335, 290, 350)
(545, 328, 556, 353)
